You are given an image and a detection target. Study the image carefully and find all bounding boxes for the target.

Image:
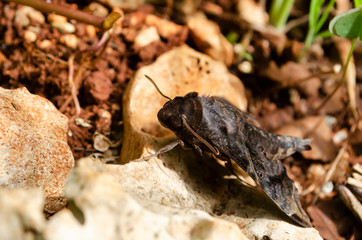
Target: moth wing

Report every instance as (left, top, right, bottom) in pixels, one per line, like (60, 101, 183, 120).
(211, 96, 260, 126)
(222, 141, 312, 228)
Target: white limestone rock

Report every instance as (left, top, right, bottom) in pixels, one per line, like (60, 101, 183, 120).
(0, 87, 74, 213)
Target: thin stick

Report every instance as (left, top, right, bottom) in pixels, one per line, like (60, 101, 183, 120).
(8, 0, 105, 29)
(68, 55, 81, 116)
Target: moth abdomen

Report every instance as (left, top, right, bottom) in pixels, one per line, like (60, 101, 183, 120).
(274, 135, 312, 159)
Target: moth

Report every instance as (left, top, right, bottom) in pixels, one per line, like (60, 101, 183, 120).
(144, 75, 312, 228)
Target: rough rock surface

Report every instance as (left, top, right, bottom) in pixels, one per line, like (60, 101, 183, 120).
(45, 157, 247, 240)
(0, 87, 74, 213)
(118, 46, 322, 239)
(0, 188, 45, 240)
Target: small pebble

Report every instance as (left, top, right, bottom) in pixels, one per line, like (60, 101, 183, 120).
(321, 181, 334, 195)
(39, 39, 52, 49)
(60, 34, 78, 49)
(75, 118, 92, 128)
(100, 109, 112, 120)
(51, 22, 76, 33)
(307, 164, 326, 181)
(134, 26, 160, 47)
(87, 3, 108, 17)
(15, 6, 45, 26)
(86, 25, 97, 38)
(24, 30, 37, 42)
(47, 13, 67, 24)
(333, 64, 342, 73)
(325, 115, 337, 128)
(333, 129, 348, 144)
(237, 61, 253, 74)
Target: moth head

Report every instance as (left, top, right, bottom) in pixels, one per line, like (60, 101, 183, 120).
(144, 75, 199, 131)
(157, 94, 197, 131)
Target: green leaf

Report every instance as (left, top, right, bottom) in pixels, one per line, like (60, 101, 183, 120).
(329, 7, 362, 39)
(354, 0, 362, 7)
(226, 32, 239, 44)
(317, 29, 332, 38)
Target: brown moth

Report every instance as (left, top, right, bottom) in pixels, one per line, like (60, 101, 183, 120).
(144, 75, 312, 227)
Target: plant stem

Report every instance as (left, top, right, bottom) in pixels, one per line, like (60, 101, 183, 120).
(315, 38, 357, 114)
(269, 0, 295, 31)
(7, 0, 105, 29)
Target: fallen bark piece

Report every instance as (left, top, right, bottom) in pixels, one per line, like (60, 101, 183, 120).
(0, 87, 74, 213)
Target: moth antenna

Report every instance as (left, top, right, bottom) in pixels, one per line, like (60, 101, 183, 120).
(145, 75, 172, 101)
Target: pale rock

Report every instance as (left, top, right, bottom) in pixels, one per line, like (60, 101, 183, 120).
(99, 0, 145, 9)
(86, 2, 109, 17)
(24, 29, 37, 42)
(237, 0, 268, 26)
(307, 164, 326, 181)
(333, 129, 348, 144)
(275, 116, 337, 161)
(175, 0, 202, 15)
(47, 14, 67, 24)
(134, 26, 160, 48)
(60, 34, 78, 49)
(0, 87, 74, 213)
(108, 160, 322, 239)
(39, 39, 53, 49)
(44, 157, 246, 240)
(118, 45, 322, 239)
(187, 17, 234, 66)
(145, 14, 185, 38)
(0, 188, 46, 240)
(86, 25, 97, 38)
(14, 6, 45, 27)
(51, 22, 76, 33)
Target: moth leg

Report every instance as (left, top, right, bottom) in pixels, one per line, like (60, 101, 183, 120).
(213, 155, 255, 187)
(193, 144, 203, 156)
(134, 140, 181, 162)
(180, 138, 203, 156)
(178, 140, 192, 150)
(180, 114, 220, 156)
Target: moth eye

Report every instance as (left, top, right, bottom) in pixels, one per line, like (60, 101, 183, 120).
(258, 172, 264, 178)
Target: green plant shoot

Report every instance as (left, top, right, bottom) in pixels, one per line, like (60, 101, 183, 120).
(269, 0, 295, 31)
